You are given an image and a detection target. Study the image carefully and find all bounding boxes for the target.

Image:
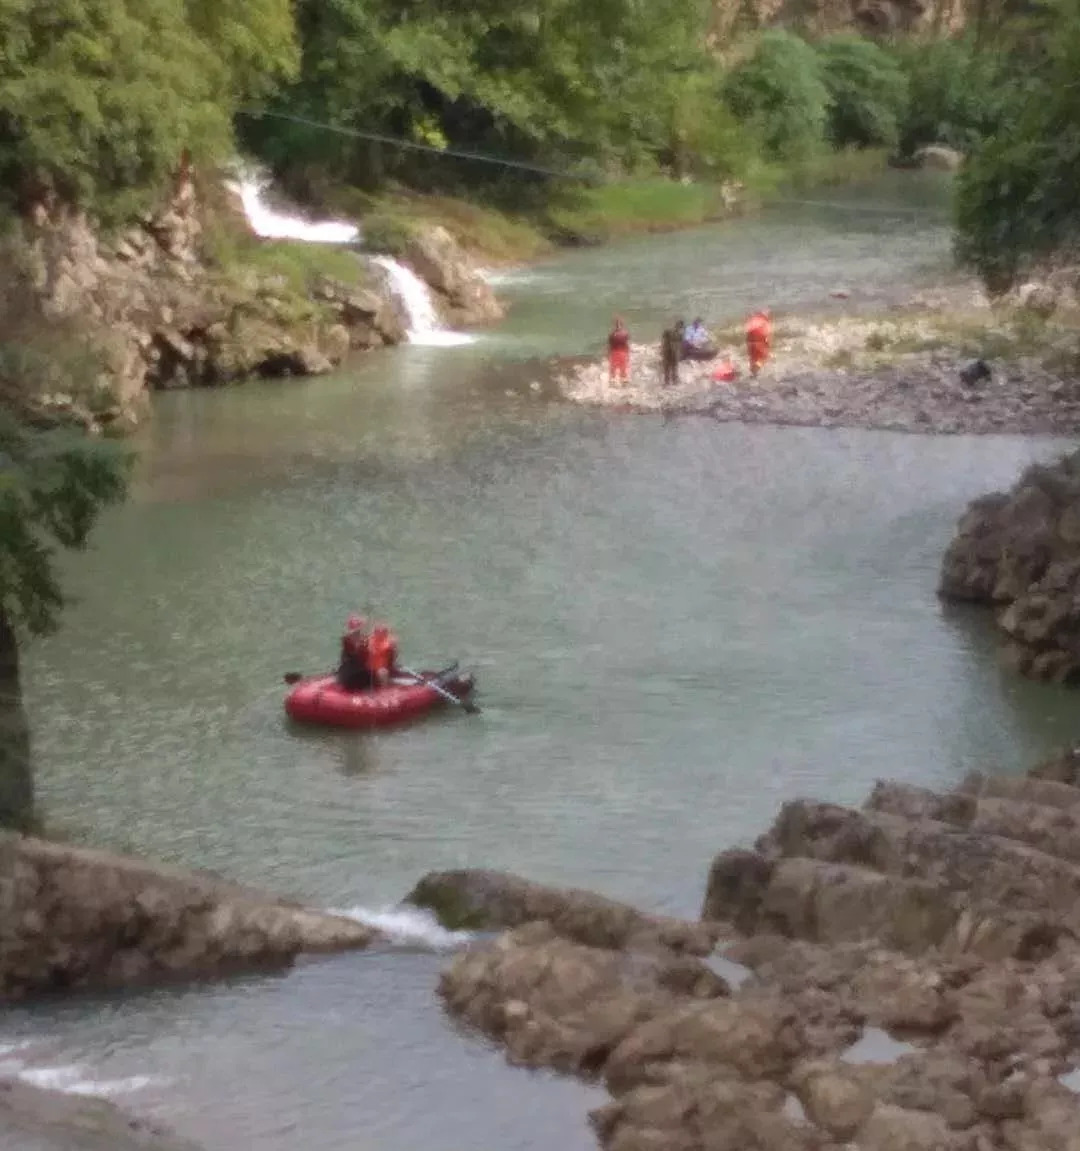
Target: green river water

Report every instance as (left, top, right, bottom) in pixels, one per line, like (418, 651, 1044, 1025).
(5, 173, 1079, 1151)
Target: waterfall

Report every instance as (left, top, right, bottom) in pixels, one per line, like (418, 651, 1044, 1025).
(227, 174, 360, 245)
(373, 256, 474, 347)
(227, 169, 473, 347)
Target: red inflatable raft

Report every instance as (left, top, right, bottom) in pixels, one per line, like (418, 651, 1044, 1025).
(284, 664, 476, 730)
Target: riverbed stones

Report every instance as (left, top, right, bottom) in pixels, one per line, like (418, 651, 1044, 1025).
(431, 749, 1080, 1151)
(555, 294, 1080, 438)
(0, 834, 381, 1000)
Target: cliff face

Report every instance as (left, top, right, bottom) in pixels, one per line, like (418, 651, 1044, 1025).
(708, 0, 966, 41)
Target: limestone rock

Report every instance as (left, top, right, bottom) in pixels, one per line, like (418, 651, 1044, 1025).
(402, 225, 503, 325)
(0, 834, 379, 1000)
(409, 868, 717, 953)
(912, 145, 965, 171)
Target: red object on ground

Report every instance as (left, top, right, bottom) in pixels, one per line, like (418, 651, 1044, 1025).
(285, 669, 475, 729)
(711, 360, 737, 382)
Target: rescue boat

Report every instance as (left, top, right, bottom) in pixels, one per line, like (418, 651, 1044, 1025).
(284, 663, 476, 730)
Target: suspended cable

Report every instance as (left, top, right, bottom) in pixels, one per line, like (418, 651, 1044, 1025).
(236, 108, 581, 180)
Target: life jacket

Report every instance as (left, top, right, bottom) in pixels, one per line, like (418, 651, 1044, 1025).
(746, 313, 771, 342)
(608, 328, 629, 352)
(366, 626, 398, 676)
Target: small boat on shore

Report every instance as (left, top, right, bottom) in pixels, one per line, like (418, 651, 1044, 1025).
(284, 663, 476, 729)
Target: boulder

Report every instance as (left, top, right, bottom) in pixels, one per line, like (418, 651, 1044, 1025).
(589, 1072, 817, 1151)
(760, 800, 1080, 920)
(912, 145, 965, 171)
(958, 771, 1080, 812)
(602, 993, 808, 1094)
(0, 834, 379, 1000)
(402, 225, 504, 325)
(408, 869, 717, 953)
(939, 452, 1080, 683)
(437, 922, 727, 1077)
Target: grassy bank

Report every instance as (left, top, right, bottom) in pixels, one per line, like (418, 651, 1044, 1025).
(316, 147, 897, 268)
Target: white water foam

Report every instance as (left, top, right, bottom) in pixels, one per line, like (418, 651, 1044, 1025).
(15, 1064, 161, 1098)
(372, 256, 475, 348)
(227, 166, 473, 347)
(331, 904, 474, 951)
(227, 174, 359, 245)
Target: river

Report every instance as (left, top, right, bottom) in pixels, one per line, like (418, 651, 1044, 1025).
(9, 172, 1080, 1150)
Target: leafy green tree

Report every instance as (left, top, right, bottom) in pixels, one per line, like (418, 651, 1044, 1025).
(818, 36, 908, 150)
(0, 0, 297, 223)
(242, 0, 715, 192)
(892, 39, 1011, 158)
(954, 0, 1080, 289)
(0, 273, 132, 830)
(722, 31, 830, 161)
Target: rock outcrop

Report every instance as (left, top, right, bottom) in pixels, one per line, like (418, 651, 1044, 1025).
(0, 1079, 203, 1151)
(939, 448, 1080, 683)
(429, 751, 1080, 1151)
(0, 833, 379, 1000)
(20, 169, 409, 432)
(400, 225, 504, 326)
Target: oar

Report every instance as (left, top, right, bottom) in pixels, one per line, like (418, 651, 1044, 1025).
(398, 665, 481, 715)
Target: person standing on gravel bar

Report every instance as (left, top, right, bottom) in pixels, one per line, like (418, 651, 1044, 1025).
(607, 316, 631, 385)
(745, 308, 772, 377)
(660, 320, 684, 387)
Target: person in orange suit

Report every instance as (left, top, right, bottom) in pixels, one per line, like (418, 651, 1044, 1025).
(366, 624, 400, 687)
(745, 308, 773, 377)
(607, 316, 631, 385)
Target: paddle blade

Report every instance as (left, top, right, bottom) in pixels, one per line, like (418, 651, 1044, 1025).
(283, 672, 304, 685)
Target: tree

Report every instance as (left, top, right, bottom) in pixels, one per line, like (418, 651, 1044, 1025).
(241, 0, 715, 193)
(891, 38, 1011, 159)
(953, 0, 1080, 288)
(818, 36, 908, 151)
(722, 31, 830, 161)
(0, 0, 297, 223)
(0, 272, 132, 830)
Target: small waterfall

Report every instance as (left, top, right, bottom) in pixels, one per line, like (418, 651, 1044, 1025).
(227, 173, 360, 245)
(373, 256, 474, 347)
(227, 167, 473, 347)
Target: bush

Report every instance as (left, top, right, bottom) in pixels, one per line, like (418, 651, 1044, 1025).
(953, 0, 1080, 289)
(818, 36, 908, 150)
(723, 31, 830, 161)
(360, 214, 417, 257)
(892, 39, 1011, 158)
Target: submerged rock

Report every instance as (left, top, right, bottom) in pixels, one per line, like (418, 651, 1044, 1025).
(0, 1079, 203, 1150)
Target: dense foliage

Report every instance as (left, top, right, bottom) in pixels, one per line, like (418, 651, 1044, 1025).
(954, 0, 1080, 288)
(722, 32, 830, 161)
(819, 36, 908, 151)
(0, 0, 296, 221)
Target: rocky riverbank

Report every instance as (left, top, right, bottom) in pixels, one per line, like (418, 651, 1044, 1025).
(411, 745, 1080, 1151)
(19, 166, 502, 433)
(940, 447, 1080, 684)
(557, 284, 1080, 436)
(0, 832, 380, 1000)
